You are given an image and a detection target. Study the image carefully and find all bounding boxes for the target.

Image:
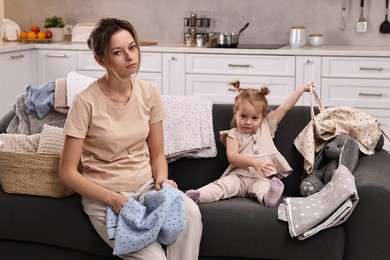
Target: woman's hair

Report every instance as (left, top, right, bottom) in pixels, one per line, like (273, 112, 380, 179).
(87, 18, 141, 74)
(229, 80, 270, 128)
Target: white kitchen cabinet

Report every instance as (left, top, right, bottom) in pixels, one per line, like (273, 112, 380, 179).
(185, 54, 295, 104)
(295, 56, 322, 105)
(77, 50, 162, 93)
(0, 50, 36, 118)
(36, 49, 77, 85)
(321, 56, 390, 151)
(186, 74, 295, 104)
(162, 53, 185, 95)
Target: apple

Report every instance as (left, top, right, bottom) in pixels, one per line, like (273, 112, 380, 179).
(44, 29, 53, 39)
(30, 25, 40, 34)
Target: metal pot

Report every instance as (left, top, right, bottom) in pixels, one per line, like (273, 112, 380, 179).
(216, 22, 250, 48)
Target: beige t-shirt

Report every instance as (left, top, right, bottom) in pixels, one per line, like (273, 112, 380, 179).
(64, 76, 167, 192)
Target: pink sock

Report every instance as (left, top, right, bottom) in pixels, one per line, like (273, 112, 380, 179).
(185, 189, 200, 201)
(264, 177, 284, 207)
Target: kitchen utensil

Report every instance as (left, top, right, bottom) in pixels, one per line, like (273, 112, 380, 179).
(339, 0, 347, 31)
(71, 23, 95, 43)
(380, 0, 390, 33)
(216, 22, 250, 48)
(356, 0, 367, 32)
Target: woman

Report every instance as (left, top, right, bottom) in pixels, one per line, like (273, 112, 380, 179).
(59, 18, 202, 259)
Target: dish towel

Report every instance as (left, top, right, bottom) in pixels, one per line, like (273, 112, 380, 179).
(54, 78, 69, 114)
(278, 165, 359, 240)
(161, 95, 217, 162)
(106, 183, 186, 255)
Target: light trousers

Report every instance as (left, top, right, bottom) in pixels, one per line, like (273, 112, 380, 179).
(82, 179, 202, 260)
(197, 174, 271, 204)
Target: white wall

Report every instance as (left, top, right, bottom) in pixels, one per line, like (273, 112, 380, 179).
(4, 0, 390, 46)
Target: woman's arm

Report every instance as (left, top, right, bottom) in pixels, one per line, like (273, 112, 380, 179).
(59, 135, 127, 213)
(273, 82, 313, 124)
(147, 121, 176, 190)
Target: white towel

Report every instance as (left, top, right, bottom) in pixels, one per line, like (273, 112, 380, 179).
(278, 165, 359, 240)
(161, 95, 217, 162)
(66, 71, 96, 106)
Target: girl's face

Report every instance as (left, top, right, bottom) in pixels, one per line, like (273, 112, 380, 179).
(106, 29, 139, 78)
(234, 100, 263, 134)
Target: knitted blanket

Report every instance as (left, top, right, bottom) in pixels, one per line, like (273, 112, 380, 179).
(278, 165, 359, 240)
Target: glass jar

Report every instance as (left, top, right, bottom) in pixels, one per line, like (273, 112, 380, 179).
(290, 26, 306, 48)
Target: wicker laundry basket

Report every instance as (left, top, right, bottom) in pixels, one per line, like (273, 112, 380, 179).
(0, 151, 74, 198)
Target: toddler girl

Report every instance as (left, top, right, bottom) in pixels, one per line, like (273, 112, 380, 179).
(186, 81, 312, 207)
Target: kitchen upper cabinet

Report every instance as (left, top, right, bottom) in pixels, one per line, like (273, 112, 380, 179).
(0, 50, 36, 118)
(162, 53, 185, 95)
(295, 56, 321, 106)
(36, 49, 77, 85)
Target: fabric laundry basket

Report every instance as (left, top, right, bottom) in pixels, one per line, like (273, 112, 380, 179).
(0, 151, 74, 198)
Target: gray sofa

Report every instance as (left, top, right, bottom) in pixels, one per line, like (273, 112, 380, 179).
(1, 104, 390, 260)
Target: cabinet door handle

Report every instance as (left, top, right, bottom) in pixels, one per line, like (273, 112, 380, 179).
(46, 54, 68, 58)
(359, 67, 384, 71)
(170, 57, 177, 61)
(228, 64, 250, 68)
(359, 92, 383, 97)
(11, 54, 24, 59)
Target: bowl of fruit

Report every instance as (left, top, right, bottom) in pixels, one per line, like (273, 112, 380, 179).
(19, 25, 53, 43)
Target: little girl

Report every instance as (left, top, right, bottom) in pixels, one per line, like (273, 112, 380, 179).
(186, 81, 313, 207)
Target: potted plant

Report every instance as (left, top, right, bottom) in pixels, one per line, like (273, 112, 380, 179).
(44, 15, 66, 42)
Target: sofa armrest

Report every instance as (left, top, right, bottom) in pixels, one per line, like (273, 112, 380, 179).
(344, 150, 390, 260)
(0, 110, 16, 134)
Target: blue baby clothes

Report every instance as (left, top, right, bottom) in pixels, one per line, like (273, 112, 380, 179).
(106, 183, 186, 255)
(24, 81, 55, 119)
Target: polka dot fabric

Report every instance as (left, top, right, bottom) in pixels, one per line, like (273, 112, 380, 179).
(106, 182, 186, 255)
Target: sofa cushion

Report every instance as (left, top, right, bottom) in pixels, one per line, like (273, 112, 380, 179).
(198, 198, 345, 259)
(37, 124, 64, 154)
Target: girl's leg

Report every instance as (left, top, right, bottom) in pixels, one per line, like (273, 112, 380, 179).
(166, 194, 202, 260)
(191, 174, 243, 203)
(248, 177, 284, 207)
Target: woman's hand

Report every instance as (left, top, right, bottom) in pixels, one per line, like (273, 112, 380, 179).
(155, 179, 178, 191)
(253, 159, 276, 177)
(109, 192, 128, 214)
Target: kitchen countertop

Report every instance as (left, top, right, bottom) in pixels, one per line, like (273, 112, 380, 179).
(1, 40, 390, 57)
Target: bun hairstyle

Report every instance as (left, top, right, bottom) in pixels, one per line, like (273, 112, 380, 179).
(229, 80, 270, 128)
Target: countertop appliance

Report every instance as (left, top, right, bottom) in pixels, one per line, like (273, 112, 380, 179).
(71, 23, 95, 43)
(2, 18, 21, 41)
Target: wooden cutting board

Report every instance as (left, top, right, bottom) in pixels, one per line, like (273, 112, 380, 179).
(139, 41, 158, 46)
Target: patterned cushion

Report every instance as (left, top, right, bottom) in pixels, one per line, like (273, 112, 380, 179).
(0, 133, 40, 152)
(37, 124, 64, 155)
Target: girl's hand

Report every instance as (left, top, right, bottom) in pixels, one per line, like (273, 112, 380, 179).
(155, 179, 178, 191)
(302, 81, 315, 92)
(253, 159, 276, 177)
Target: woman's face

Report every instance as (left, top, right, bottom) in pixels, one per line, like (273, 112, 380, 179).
(107, 29, 139, 78)
(234, 100, 263, 134)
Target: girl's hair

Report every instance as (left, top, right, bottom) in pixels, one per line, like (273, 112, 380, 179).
(229, 80, 270, 128)
(87, 18, 141, 74)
